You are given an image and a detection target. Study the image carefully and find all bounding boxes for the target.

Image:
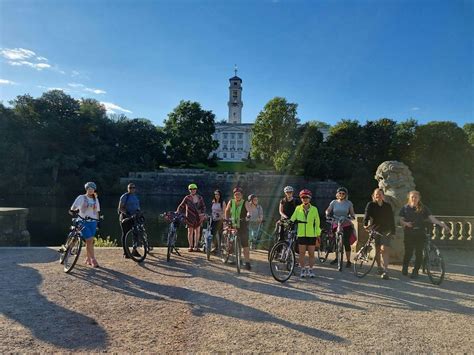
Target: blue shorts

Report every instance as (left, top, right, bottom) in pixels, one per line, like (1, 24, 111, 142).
(81, 220, 97, 239)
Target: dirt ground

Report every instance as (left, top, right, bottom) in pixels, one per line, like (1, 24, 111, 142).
(0, 246, 472, 353)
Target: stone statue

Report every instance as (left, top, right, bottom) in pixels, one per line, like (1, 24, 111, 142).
(375, 161, 416, 216)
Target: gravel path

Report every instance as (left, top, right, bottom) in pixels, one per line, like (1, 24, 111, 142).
(0, 247, 472, 353)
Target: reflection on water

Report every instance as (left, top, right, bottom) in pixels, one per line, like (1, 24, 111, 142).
(1, 194, 288, 246)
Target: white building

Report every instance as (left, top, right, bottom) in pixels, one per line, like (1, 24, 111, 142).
(212, 69, 253, 162)
(211, 69, 331, 162)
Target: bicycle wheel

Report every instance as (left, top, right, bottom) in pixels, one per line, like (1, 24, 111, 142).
(353, 241, 376, 278)
(269, 241, 295, 283)
(63, 236, 82, 273)
(317, 231, 330, 263)
(425, 242, 445, 285)
(59, 232, 74, 264)
(206, 233, 212, 261)
(337, 234, 344, 271)
(124, 229, 147, 263)
(235, 236, 241, 274)
(167, 228, 176, 262)
(220, 233, 231, 263)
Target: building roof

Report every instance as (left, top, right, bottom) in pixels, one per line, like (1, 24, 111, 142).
(229, 75, 242, 82)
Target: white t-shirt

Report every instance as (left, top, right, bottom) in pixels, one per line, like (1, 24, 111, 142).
(71, 194, 100, 219)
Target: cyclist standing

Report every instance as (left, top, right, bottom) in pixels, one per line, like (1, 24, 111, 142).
(246, 194, 263, 247)
(399, 190, 449, 279)
(278, 186, 300, 241)
(224, 187, 251, 270)
(210, 189, 226, 252)
(290, 189, 321, 278)
(118, 183, 141, 258)
(177, 183, 206, 252)
(70, 182, 100, 267)
(363, 188, 395, 279)
(325, 187, 356, 268)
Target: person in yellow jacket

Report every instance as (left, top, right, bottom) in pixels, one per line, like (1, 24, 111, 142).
(290, 189, 321, 279)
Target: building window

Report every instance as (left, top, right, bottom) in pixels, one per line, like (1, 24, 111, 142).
(231, 133, 235, 139)
(223, 153, 227, 158)
(234, 82, 237, 86)
(238, 133, 243, 139)
(237, 140, 243, 146)
(223, 145, 227, 150)
(231, 153, 234, 158)
(223, 133, 228, 139)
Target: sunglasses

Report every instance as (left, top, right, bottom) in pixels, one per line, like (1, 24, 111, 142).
(129, 186, 136, 189)
(301, 196, 310, 199)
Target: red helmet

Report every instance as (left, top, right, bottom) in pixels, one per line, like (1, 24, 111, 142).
(233, 187, 243, 194)
(299, 189, 312, 199)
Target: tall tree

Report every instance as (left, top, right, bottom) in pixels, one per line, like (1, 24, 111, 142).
(164, 101, 218, 166)
(251, 97, 299, 171)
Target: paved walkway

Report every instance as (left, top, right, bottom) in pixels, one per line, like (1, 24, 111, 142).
(0, 247, 472, 353)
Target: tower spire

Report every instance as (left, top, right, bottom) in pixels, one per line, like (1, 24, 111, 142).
(234, 64, 237, 77)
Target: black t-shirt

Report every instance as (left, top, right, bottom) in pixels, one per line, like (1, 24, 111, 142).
(280, 197, 300, 218)
(363, 201, 395, 234)
(399, 204, 432, 230)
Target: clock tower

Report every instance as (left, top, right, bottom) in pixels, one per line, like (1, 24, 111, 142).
(228, 65, 243, 124)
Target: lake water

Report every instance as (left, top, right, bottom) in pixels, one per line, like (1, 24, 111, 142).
(2, 194, 293, 247)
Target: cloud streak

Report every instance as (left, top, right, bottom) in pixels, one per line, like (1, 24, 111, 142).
(0, 79, 17, 85)
(101, 102, 132, 114)
(1, 47, 54, 71)
(68, 82, 107, 95)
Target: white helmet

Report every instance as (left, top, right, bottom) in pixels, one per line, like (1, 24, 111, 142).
(283, 186, 294, 193)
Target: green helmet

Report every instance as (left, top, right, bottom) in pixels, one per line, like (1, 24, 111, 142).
(188, 183, 198, 190)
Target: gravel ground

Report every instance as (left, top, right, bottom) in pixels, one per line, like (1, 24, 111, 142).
(0, 246, 472, 353)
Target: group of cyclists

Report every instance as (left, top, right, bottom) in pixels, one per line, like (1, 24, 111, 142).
(69, 180, 449, 281)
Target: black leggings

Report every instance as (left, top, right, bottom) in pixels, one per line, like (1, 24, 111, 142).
(120, 217, 134, 255)
(403, 230, 425, 272)
(211, 220, 223, 248)
(340, 225, 353, 252)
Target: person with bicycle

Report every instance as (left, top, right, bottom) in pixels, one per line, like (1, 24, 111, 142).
(224, 187, 251, 270)
(69, 182, 101, 268)
(210, 189, 226, 252)
(363, 188, 395, 280)
(177, 183, 206, 252)
(118, 183, 142, 258)
(246, 194, 263, 248)
(399, 190, 449, 279)
(291, 189, 321, 278)
(325, 187, 356, 268)
(278, 186, 300, 242)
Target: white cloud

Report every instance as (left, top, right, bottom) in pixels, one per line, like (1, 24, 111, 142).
(68, 82, 84, 88)
(36, 56, 48, 61)
(101, 102, 132, 114)
(0, 79, 17, 85)
(411, 107, 420, 111)
(7, 60, 51, 70)
(0, 48, 36, 60)
(37, 85, 68, 92)
(85, 87, 106, 95)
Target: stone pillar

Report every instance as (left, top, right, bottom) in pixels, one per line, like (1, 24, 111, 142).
(0, 208, 31, 246)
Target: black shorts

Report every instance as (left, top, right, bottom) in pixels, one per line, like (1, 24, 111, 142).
(238, 223, 249, 248)
(297, 237, 318, 246)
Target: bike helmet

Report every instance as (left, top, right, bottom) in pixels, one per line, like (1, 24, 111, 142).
(299, 189, 312, 198)
(283, 186, 294, 193)
(337, 187, 348, 194)
(248, 194, 257, 201)
(84, 182, 97, 190)
(233, 187, 243, 194)
(188, 183, 198, 190)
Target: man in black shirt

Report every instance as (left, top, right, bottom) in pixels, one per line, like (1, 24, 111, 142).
(278, 186, 300, 241)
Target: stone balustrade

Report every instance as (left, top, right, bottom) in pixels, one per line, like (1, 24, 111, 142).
(0, 208, 31, 246)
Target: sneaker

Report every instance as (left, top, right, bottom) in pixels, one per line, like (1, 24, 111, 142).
(410, 270, 419, 279)
(193, 247, 200, 252)
(345, 261, 352, 268)
(308, 269, 315, 278)
(90, 258, 99, 268)
(84, 257, 92, 266)
(245, 262, 251, 271)
(377, 267, 384, 275)
(131, 248, 141, 258)
(402, 266, 408, 276)
(330, 259, 338, 265)
(300, 269, 307, 279)
(381, 272, 390, 280)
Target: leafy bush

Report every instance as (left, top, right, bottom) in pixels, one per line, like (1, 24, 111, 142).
(94, 236, 118, 247)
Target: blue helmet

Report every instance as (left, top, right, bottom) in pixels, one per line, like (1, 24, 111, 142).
(84, 181, 97, 190)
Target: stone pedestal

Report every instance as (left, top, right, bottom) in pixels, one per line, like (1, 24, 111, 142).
(354, 214, 404, 264)
(0, 208, 31, 246)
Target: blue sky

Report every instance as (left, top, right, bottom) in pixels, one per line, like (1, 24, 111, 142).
(0, 0, 472, 126)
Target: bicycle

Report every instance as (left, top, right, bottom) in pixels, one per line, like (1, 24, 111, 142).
(267, 218, 292, 261)
(317, 226, 335, 263)
(249, 221, 279, 251)
(123, 212, 150, 263)
(199, 214, 214, 261)
(161, 211, 184, 262)
(353, 228, 385, 278)
(326, 216, 352, 271)
(220, 220, 242, 274)
(268, 220, 305, 283)
(422, 234, 445, 285)
(59, 214, 100, 273)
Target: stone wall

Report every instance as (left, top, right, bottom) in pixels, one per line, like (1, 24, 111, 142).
(0, 208, 31, 246)
(120, 169, 339, 210)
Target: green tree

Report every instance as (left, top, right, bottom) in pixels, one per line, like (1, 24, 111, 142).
(251, 97, 299, 171)
(164, 101, 218, 166)
(464, 123, 474, 146)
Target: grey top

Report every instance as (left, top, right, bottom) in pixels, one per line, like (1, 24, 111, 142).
(328, 199, 354, 218)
